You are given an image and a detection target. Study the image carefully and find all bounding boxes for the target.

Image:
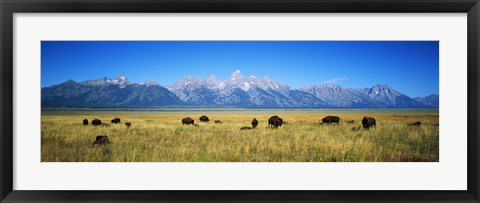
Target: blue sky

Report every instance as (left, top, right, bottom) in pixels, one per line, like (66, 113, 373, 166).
(41, 41, 439, 97)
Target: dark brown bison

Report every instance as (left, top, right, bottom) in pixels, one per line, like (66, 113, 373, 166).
(322, 116, 340, 125)
(83, 119, 88, 125)
(346, 120, 355, 124)
(215, 120, 222, 123)
(125, 122, 131, 127)
(408, 121, 422, 126)
(240, 126, 252, 130)
(92, 135, 110, 146)
(251, 118, 259, 128)
(362, 117, 376, 129)
(268, 116, 283, 128)
(111, 118, 121, 124)
(199, 115, 210, 122)
(92, 119, 102, 126)
(182, 117, 194, 125)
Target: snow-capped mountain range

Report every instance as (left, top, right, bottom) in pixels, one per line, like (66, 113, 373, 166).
(41, 70, 439, 108)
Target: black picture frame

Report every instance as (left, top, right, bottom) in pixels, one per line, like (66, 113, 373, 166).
(1, 0, 479, 202)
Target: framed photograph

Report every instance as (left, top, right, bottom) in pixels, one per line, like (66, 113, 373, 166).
(1, 0, 479, 202)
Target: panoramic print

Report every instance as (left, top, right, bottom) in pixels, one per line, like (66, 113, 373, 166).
(41, 41, 439, 162)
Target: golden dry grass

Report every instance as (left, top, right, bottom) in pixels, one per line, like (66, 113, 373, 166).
(41, 109, 439, 162)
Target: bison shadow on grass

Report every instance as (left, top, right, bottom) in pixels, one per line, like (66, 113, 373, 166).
(408, 121, 422, 126)
(240, 126, 252, 130)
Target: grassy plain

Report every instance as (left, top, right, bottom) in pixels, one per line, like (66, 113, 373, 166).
(41, 109, 439, 162)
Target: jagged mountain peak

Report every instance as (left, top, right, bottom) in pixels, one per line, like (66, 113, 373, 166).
(208, 75, 218, 81)
(116, 75, 127, 81)
(62, 79, 78, 84)
(366, 84, 401, 97)
(79, 75, 131, 87)
(42, 76, 181, 107)
(170, 70, 290, 92)
(230, 69, 242, 78)
(143, 80, 160, 86)
(319, 83, 343, 90)
(371, 84, 394, 90)
(42, 71, 438, 108)
(300, 84, 346, 93)
(414, 94, 439, 107)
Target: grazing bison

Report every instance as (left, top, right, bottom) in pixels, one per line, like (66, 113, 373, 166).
(346, 120, 355, 124)
(251, 118, 259, 128)
(240, 126, 252, 130)
(408, 121, 422, 126)
(92, 135, 110, 146)
(322, 116, 340, 125)
(199, 115, 210, 122)
(268, 116, 283, 128)
(92, 119, 102, 126)
(83, 119, 88, 125)
(111, 118, 121, 124)
(182, 117, 194, 125)
(125, 122, 131, 127)
(362, 117, 376, 129)
(215, 120, 222, 124)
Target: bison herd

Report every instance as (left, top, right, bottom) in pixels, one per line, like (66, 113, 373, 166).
(84, 117, 131, 146)
(83, 118, 131, 127)
(86, 114, 427, 147)
(181, 115, 282, 130)
(84, 117, 131, 147)
(178, 115, 384, 130)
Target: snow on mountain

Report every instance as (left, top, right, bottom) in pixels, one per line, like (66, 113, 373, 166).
(214, 70, 290, 93)
(166, 70, 302, 107)
(166, 75, 221, 103)
(42, 70, 439, 108)
(80, 75, 131, 88)
(300, 84, 385, 108)
(359, 84, 429, 108)
(42, 79, 181, 107)
(362, 84, 401, 103)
